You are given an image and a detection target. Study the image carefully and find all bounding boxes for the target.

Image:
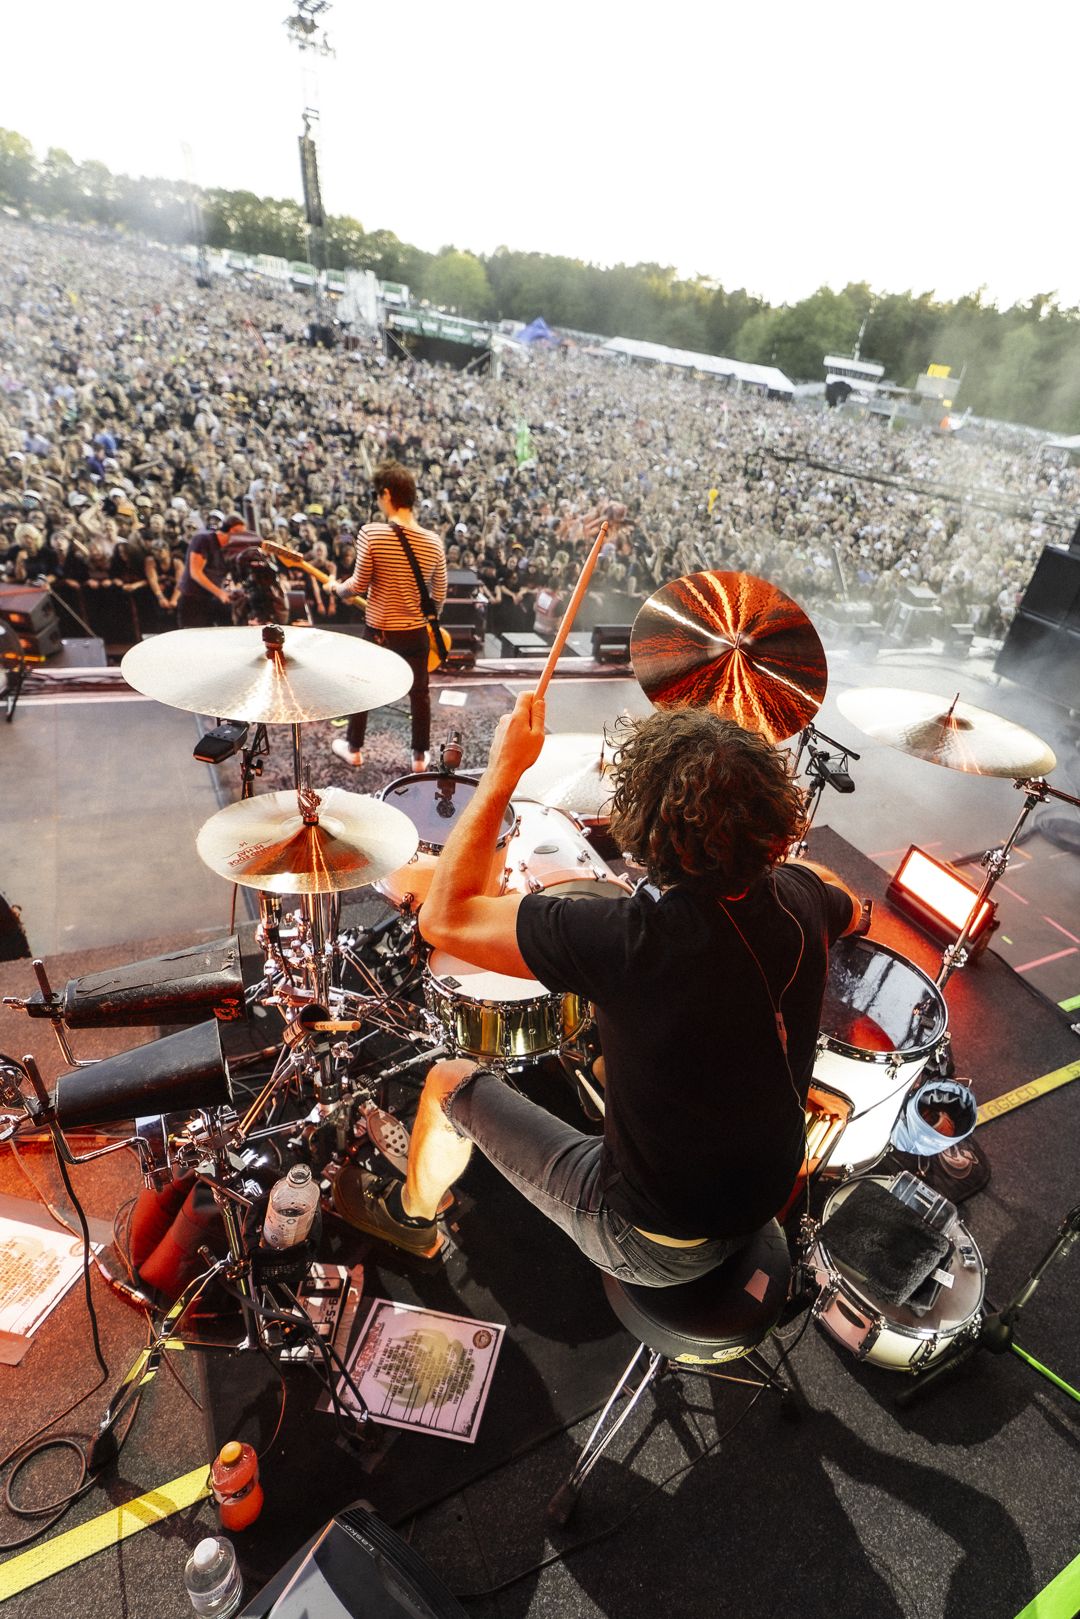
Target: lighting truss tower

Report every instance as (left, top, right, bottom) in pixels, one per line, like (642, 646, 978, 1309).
(283, 1, 334, 326)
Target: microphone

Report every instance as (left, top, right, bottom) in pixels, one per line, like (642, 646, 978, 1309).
(439, 729, 463, 773)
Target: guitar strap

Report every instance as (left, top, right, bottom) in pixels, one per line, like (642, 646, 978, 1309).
(387, 521, 449, 662)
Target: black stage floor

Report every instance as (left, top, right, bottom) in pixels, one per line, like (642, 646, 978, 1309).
(1, 823, 1079, 1618)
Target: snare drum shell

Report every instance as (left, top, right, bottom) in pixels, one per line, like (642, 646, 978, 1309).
(424, 953, 587, 1061)
(810, 1176, 985, 1371)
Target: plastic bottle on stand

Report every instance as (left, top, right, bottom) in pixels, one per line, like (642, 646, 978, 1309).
(261, 1163, 320, 1249)
(183, 1535, 243, 1618)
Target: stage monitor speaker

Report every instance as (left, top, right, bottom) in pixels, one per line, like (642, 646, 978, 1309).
(446, 568, 479, 598)
(240, 1500, 468, 1618)
(995, 545, 1080, 707)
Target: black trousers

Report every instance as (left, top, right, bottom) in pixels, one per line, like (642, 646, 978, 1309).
(177, 592, 231, 629)
(347, 626, 430, 755)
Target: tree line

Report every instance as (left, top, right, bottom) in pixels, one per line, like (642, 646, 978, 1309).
(2, 127, 1079, 433)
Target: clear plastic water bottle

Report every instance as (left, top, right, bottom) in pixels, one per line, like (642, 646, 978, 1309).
(261, 1163, 319, 1249)
(183, 1535, 243, 1618)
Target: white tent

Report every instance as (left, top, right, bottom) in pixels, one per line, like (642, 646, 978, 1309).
(599, 335, 794, 394)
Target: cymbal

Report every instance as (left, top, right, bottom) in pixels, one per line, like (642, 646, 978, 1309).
(630, 571, 827, 743)
(196, 785, 420, 894)
(515, 733, 616, 821)
(122, 624, 413, 724)
(836, 687, 1057, 777)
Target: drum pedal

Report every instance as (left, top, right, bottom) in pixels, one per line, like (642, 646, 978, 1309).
(363, 1105, 411, 1177)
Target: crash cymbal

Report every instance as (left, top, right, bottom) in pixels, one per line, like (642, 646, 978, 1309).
(196, 785, 420, 894)
(122, 623, 413, 724)
(630, 571, 827, 743)
(836, 687, 1057, 777)
(514, 733, 616, 821)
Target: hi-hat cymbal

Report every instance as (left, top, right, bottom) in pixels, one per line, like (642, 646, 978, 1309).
(196, 785, 420, 894)
(122, 624, 413, 724)
(515, 733, 616, 821)
(630, 571, 827, 743)
(836, 687, 1057, 777)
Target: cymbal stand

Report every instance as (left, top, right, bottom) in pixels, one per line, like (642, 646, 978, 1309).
(792, 722, 860, 849)
(896, 1199, 1080, 1409)
(936, 776, 1080, 992)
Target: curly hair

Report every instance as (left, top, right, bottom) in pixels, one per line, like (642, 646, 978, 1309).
(608, 709, 807, 895)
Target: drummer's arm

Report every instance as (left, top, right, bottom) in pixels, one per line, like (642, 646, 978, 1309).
(420, 692, 546, 976)
(785, 858, 862, 935)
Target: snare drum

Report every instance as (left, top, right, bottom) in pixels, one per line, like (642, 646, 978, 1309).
(503, 801, 631, 897)
(814, 939, 948, 1176)
(375, 773, 515, 912)
(809, 1175, 985, 1372)
(424, 950, 587, 1062)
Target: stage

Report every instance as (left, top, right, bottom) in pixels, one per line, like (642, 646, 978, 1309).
(1, 644, 1079, 1618)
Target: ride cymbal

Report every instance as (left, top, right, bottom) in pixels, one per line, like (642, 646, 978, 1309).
(514, 733, 616, 821)
(196, 785, 420, 894)
(836, 687, 1057, 777)
(122, 623, 413, 724)
(630, 571, 827, 743)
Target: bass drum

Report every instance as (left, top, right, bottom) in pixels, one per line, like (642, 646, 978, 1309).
(809, 1175, 985, 1372)
(814, 938, 948, 1177)
(424, 951, 587, 1064)
(375, 773, 515, 913)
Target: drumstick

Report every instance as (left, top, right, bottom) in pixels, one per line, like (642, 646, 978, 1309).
(535, 522, 608, 700)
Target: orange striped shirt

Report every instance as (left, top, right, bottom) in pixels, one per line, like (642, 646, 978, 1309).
(342, 520, 448, 632)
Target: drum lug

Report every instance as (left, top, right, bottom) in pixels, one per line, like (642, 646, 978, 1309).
(855, 1315, 885, 1361)
(911, 1334, 939, 1371)
(811, 1275, 838, 1318)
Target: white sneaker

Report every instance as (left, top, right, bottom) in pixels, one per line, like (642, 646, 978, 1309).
(332, 737, 363, 768)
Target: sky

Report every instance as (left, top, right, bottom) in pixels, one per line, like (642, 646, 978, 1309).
(6, 0, 1079, 310)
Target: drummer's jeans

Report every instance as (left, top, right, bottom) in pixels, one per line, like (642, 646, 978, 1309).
(346, 626, 430, 754)
(442, 1070, 747, 1288)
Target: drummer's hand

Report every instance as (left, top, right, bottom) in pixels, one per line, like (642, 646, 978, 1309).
(487, 691, 546, 788)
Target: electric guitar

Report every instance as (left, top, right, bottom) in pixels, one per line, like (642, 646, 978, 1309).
(260, 539, 449, 672)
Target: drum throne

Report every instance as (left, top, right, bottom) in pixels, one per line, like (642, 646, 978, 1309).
(547, 1218, 798, 1525)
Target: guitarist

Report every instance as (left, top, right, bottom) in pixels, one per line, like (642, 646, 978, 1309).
(332, 460, 447, 773)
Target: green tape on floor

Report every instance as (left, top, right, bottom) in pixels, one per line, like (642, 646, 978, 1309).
(1058, 993, 1080, 1012)
(0, 1464, 210, 1600)
(1013, 1548, 1080, 1619)
(978, 1060, 1080, 1126)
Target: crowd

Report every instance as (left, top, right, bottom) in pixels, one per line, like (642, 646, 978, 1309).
(2, 217, 1076, 654)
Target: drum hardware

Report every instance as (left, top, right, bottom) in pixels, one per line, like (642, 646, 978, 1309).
(630, 570, 828, 744)
(804, 1174, 986, 1375)
(894, 1196, 1080, 1409)
(790, 720, 860, 846)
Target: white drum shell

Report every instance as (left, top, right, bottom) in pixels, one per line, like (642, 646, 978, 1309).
(809, 1176, 985, 1371)
(502, 801, 623, 896)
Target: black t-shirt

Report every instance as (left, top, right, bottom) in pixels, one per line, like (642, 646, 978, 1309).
(516, 865, 851, 1240)
(179, 529, 226, 598)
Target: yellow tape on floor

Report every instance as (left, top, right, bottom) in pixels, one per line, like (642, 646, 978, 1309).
(0, 1463, 210, 1601)
(977, 1059, 1080, 1126)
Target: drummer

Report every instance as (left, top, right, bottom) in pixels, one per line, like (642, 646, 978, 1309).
(334, 698, 863, 1283)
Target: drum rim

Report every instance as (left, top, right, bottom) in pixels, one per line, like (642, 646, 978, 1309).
(814, 1175, 985, 1338)
(821, 938, 949, 1063)
(380, 771, 515, 854)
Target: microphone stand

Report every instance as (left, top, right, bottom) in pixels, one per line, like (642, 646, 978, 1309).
(793, 722, 860, 849)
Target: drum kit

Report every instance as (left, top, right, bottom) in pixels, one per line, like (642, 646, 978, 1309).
(2, 568, 1076, 1389)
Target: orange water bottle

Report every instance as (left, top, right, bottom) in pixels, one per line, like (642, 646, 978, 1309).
(210, 1441, 264, 1532)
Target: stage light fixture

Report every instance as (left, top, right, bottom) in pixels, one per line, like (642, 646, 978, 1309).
(886, 846, 996, 954)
